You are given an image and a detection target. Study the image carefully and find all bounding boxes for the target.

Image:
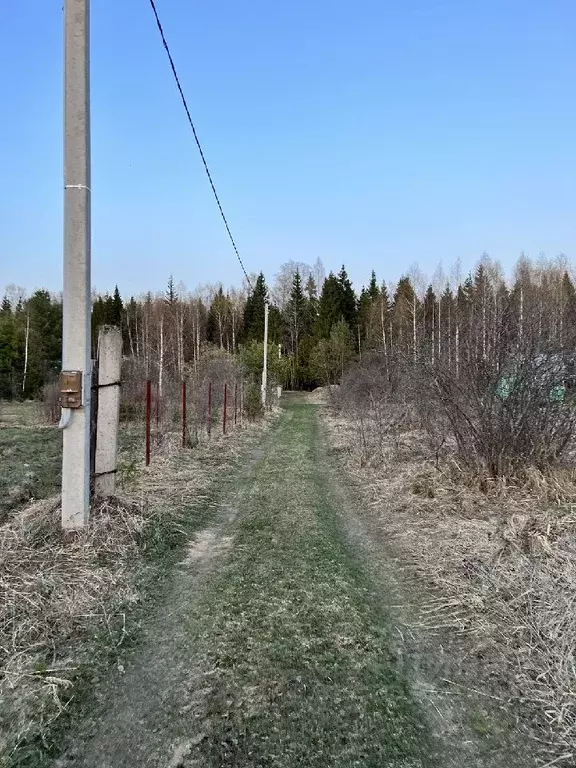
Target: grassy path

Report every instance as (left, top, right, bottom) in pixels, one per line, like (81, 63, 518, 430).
(69, 398, 436, 767)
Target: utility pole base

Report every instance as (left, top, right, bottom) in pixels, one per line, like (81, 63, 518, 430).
(62, 391, 91, 530)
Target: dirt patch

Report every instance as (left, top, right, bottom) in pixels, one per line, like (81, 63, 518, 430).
(60, 530, 231, 768)
(182, 530, 233, 564)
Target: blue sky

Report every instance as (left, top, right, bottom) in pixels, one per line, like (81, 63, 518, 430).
(1, 0, 575, 298)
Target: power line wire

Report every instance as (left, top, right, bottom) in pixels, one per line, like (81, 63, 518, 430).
(147, 0, 253, 290)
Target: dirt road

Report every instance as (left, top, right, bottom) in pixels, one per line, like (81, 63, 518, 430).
(57, 397, 525, 767)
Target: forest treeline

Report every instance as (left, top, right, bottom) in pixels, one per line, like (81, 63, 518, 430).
(1, 252, 576, 400)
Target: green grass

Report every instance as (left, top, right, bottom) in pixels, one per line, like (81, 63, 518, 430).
(0, 401, 44, 427)
(190, 401, 436, 767)
(0, 403, 147, 520)
(0, 427, 61, 521)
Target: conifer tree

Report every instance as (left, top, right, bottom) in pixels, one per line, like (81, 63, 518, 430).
(337, 265, 357, 329)
(243, 273, 269, 342)
(317, 273, 342, 339)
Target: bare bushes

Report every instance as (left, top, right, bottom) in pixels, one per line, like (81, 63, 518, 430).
(322, 403, 576, 762)
(333, 351, 417, 466)
(337, 346, 576, 479)
(41, 379, 61, 424)
(120, 350, 249, 441)
(327, 341, 576, 762)
(417, 350, 576, 479)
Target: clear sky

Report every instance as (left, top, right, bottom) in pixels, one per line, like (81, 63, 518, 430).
(0, 0, 575, 298)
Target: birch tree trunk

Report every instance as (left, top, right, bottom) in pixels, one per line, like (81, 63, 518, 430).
(482, 289, 487, 361)
(519, 286, 524, 344)
(412, 295, 417, 361)
(431, 301, 435, 365)
(22, 313, 30, 393)
(158, 314, 164, 397)
(134, 310, 140, 360)
(447, 299, 451, 370)
(455, 322, 460, 379)
(436, 300, 440, 363)
(127, 308, 135, 359)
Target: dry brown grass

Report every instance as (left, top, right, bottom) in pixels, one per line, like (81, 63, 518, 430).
(306, 386, 340, 405)
(0, 411, 279, 761)
(0, 496, 143, 757)
(322, 408, 576, 766)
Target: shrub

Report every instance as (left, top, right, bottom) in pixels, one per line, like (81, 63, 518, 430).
(41, 379, 60, 424)
(422, 350, 576, 477)
(244, 383, 263, 421)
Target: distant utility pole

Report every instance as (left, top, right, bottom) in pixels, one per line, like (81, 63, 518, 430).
(261, 299, 269, 407)
(61, 0, 92, 529)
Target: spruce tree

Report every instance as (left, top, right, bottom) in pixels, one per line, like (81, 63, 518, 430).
(368, 270, 379, 301)
(337, 265, 357, 329)
(317, 273, 342, 339)
(285, 270, 307, 386)
(424, 284, 436, 355)
(0, 298, 18, 398)
(25, 290, 62, 397)
(165, 275, 177, 306)
(243, 273, 268, 342)
(268, 305, 283, 345)
(111, 285, 123, 326)
(357, 287, 372, 345)
(305, 275, 318, 303)
(304, 275, 319, 331)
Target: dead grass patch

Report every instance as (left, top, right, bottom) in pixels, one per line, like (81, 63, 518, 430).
(322, 408, 576, 766)
(0, 496, 143, 759)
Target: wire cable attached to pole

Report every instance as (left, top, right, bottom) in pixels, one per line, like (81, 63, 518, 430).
(147, 0, 252, 290)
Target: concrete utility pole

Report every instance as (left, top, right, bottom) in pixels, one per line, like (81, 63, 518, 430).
(261, 299, 269, 407)
(61, 0, 92, 529)
(94, 326, 122, 496)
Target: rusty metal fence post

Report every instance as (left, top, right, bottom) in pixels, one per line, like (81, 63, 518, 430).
(182, 380, 187, 448)
(145, 379, 151, 466)
(207, 381, 212, 438)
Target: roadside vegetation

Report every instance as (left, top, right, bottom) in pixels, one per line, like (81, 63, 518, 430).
(0, 403, 276, 767)
(0, 424, 61, 524)
(323, 332, 576, 765)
